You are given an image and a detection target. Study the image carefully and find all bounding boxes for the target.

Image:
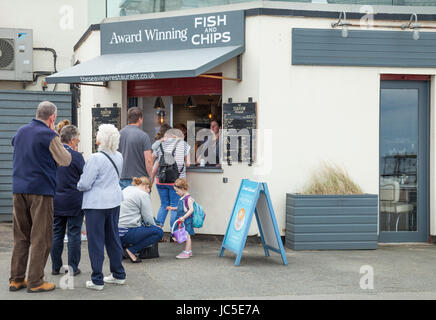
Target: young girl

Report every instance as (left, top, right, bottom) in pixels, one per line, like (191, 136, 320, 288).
(167, 178, 194, 259)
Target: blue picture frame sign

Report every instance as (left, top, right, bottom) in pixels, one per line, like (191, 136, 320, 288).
(219, 179, 288, 266)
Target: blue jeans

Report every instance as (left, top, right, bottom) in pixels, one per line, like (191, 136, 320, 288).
(84, 207, 126, 285)
(119, 179, 132, 190)
(156, 184, 180, 230)
(120, 225, 163, 255)
(50, 212, 84, 273)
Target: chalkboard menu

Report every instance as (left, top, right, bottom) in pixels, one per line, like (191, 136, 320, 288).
(223, 102, 256, 164)
(92, 107, 121, 153)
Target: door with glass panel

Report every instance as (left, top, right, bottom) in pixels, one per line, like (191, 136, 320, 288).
(379, 80, 429, 243)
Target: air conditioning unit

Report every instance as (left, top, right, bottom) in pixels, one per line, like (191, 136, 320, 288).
(0, 28, 33, 81)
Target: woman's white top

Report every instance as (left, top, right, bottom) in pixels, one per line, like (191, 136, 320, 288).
(119, 186, 155, 228)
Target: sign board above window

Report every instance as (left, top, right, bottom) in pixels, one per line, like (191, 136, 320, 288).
(100, 10, 245, 54)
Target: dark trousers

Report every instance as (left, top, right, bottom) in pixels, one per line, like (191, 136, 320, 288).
(85, 207, 126, 286)
(50, 213, 84, 273)
(121, 225, 163, 254)
(10, 194, 54, 288)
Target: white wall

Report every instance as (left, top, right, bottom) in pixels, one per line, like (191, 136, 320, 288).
(74, 30, 126, 158)
(253, 15, 436, 237)
(0, 0, 88, 92)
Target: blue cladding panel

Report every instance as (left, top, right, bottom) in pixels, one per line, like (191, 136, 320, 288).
(286, 194, 378, 250)
(292, 28, 436, 67)
(0, 90, 72, 221)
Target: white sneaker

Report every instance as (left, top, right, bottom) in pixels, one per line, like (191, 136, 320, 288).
(85, 281, 104, 291)
(103, 275, 126, 285)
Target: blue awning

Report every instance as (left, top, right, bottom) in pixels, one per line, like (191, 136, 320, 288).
(46, 45, 244, 83)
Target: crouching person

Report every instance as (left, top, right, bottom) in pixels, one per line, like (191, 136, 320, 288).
(119, 177, 163, 263)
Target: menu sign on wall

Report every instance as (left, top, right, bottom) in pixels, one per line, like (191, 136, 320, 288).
(92, 107, 121, 153)
(223, 102, 256, 164)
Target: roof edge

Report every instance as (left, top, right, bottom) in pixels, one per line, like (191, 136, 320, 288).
(73, 5, 436, 52)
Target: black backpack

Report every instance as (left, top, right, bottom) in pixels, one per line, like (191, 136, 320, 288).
(157, 140, 184, 184)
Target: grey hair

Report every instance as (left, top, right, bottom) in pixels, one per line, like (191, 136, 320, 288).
(60, 125, 79, 144)
(96, 124, 120, 153)
(36, 101, 57, 120)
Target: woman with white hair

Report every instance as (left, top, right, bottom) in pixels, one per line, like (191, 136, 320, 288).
(77, 124, 126, 291)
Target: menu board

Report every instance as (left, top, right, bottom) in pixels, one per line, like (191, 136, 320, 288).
(222, 102, 256, 164)
(219, 179, 288, 266)
(92, 107, 121, 153)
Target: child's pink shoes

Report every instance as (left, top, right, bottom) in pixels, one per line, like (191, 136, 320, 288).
(176, 251, 192, 259)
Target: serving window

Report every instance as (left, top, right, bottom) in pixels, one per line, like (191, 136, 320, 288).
(172, 95, 222, 168)
(127, 76, 224, 171)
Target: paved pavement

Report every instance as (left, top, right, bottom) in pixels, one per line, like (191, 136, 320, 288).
(1, 222, 436, 300)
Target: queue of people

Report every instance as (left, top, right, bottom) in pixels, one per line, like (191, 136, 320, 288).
(8, 102, 208, 293)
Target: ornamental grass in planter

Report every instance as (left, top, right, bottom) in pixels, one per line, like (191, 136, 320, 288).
(301, 163, 363, 195)
(286, 163, 378, 250)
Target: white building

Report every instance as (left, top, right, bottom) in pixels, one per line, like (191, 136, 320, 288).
(46, 0, 436, 246)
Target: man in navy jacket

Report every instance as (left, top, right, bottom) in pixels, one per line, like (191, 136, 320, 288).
(9, 101, 71, 293)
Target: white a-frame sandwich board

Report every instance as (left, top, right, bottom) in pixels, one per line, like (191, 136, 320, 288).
(219, 179, 288, 266)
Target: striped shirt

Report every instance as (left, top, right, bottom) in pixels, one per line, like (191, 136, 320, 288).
(119, 227, 129, 237)
(153, 138, 190, 184)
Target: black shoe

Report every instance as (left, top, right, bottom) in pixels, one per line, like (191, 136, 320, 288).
(62, 268, 81, 276)
(52, 268, 68, 275)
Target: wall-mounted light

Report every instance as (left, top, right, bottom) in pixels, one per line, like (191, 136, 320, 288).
(401, 13, 421, 40)
(185, 96, 196, 108)
(157, 109, 166, 124)
(208, 98, 213, 119)
(154, 96, 165, 109)
(331, 11, 352, 38)
(153, 97, 165, 124)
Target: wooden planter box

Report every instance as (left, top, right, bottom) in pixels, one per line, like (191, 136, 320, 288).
(286, 194, 378, 250)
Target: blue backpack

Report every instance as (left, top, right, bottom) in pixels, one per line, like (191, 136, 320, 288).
(192, 201, 206, 228)
(184, 196, 206, 228)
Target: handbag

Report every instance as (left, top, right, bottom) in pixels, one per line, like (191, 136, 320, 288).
(138, 242, 159, 259)
(171, 220, 188, 244)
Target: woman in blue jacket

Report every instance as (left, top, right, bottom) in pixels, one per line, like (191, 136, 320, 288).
(50, 123, 85, 277)
(77, 124, 126, 291)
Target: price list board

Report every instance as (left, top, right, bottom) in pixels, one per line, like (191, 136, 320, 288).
(223, 102, 256, 164)
(92, 107, 121, 153)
